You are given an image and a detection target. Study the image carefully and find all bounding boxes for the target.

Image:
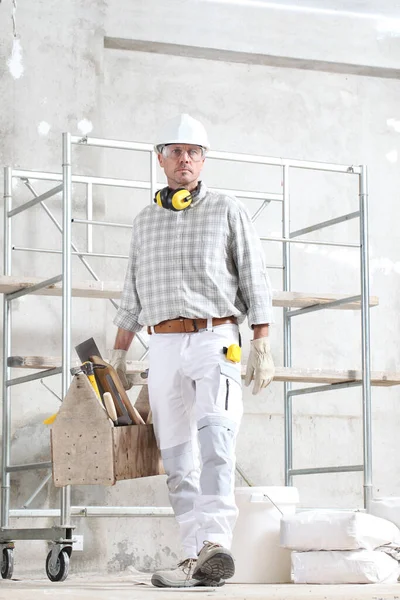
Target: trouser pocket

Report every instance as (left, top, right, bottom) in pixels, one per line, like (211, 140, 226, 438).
(225, 378, 230, 410)
(218, 363, 243, 425)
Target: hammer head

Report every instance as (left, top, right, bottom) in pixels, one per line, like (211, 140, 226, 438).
(70, 366, 83, 376)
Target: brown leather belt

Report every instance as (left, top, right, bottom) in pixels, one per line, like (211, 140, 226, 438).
(147, 316, 237, 335)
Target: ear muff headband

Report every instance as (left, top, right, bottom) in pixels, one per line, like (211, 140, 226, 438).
(154, 187, 194, 211)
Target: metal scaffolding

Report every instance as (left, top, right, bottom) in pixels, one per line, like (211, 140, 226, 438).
(282, 164, 371, 509)
(1, 133, 371, 579)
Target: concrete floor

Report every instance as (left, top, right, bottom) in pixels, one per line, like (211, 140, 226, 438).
(0, 574, 399, 600)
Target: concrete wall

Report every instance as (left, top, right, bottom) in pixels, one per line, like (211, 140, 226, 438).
(1, 0, 400, 576)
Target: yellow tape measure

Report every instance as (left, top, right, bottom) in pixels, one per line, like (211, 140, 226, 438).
(223, 344, 241, 363)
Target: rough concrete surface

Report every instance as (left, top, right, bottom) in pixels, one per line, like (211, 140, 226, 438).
(0, 574, 400, 600)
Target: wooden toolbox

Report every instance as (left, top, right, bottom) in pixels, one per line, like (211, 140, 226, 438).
(51, 373, 164, 486)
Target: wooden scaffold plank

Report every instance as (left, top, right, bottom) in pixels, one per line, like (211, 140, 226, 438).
(0, 275, 379, 309)
(8, 356, 400, 387)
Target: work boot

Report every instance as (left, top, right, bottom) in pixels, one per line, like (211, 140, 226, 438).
(193, 541, 235, 584)
(151, 558, 200, 588)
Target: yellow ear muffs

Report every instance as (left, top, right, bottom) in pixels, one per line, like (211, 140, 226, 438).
(155, 190, 164, 208)
(154, 187, 193, 211)
(171, 188, 192, 210)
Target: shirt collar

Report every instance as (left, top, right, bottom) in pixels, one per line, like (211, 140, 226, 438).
(189, 181, 207, 207)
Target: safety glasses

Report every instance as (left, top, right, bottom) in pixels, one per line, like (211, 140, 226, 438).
(162, 145, 206, 162)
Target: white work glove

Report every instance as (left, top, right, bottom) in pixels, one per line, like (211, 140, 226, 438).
(244, 337, 275, 395)
(109, 349, 134, 390)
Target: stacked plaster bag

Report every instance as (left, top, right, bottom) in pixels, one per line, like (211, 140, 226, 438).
(371, 497, 400, 529)
(280, 511, 400, 584)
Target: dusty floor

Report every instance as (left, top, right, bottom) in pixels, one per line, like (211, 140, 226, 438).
(0, 573, 399, 600)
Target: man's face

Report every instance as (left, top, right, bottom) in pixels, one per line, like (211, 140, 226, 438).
(158, 144, 206, 190)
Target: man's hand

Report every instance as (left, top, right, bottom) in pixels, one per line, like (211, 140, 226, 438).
(109, 349, 135, 390)
(244, 337, 275, 395)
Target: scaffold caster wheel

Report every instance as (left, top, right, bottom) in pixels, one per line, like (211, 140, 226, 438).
(1, 548, 14, 579)
(46, 549, 70, 582)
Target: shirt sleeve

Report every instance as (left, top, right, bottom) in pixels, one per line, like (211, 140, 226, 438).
(229, 201, 274, 328)
(113, 219, 143, 333)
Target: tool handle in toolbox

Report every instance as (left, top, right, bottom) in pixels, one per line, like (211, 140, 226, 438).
(103, 392, 117, 423)
(90, 358, 127, 418)
(90, 355, 145, 425)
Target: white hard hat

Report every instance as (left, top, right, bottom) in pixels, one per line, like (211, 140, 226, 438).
(154, 113, 210, 153)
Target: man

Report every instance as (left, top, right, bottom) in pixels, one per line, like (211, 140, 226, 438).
(110, 113, 274, 588)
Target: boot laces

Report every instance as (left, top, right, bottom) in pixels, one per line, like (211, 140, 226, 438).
(177, 558, 197, 580)
(202, 541, 222, 551)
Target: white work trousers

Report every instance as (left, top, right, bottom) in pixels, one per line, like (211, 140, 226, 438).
(147, 323, 243, 558)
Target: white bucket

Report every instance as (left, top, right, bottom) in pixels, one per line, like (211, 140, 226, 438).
(231, 486, 299, 583)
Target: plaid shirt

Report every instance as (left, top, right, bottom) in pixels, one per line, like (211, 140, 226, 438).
(114, 183, 273, 332)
